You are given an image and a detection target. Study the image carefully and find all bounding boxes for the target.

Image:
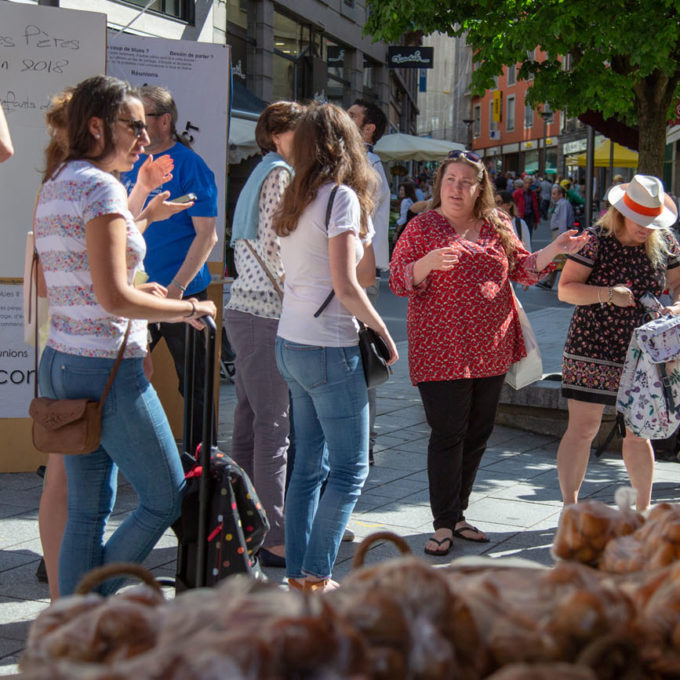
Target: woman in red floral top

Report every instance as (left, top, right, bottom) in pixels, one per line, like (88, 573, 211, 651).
(390, 151, 588, 556)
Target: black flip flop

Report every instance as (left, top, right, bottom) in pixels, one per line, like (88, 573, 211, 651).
(453, 525, 490, 543)
(423, 535, 453, 556)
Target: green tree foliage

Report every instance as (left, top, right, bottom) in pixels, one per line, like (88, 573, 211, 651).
(365, 0, 680, 175)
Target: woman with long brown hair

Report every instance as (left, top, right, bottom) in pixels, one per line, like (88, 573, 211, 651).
(390, 150, 587, 557)
(274, 103, 398, 592)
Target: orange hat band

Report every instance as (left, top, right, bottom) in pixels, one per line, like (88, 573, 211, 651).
(623, 192, 663, 217)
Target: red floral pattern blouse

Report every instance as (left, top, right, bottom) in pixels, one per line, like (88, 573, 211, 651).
(389, 210, 552, 385)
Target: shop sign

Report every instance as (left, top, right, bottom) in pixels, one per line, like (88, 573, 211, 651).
(492, 91, 502, 123)
(563, 139, 587, 154)
(387, 46, 434, 69)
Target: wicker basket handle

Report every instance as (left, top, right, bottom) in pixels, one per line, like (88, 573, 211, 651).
(352, 531, 412, 570)
(74, 562, 163, 597)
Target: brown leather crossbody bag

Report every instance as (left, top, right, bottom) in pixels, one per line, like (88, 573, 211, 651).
(27, 249, 130, 455)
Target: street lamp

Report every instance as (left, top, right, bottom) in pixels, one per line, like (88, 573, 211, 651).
(540, 108, 552, 176)
(463, 118, 474, 148)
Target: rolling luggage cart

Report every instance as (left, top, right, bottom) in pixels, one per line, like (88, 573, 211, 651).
(171, 318, 268, 591)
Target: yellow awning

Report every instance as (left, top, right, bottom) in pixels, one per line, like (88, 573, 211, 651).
(573, 139, 638, 168)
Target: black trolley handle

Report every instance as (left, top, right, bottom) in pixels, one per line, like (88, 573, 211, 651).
(182, 316, 217, 588)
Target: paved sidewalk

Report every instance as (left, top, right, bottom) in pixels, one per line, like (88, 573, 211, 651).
(3, 334, 680, 675)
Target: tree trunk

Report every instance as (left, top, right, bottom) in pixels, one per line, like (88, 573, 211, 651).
(635, 70, 675, 179)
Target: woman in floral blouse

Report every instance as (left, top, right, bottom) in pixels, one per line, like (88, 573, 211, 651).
(390, 150, 587, 556)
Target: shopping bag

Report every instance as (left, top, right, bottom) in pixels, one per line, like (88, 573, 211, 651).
(505, 293, 543, 390)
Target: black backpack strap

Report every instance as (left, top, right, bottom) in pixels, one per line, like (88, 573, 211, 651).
(313, 186, 340, 318)
(593, 413, 626, 458)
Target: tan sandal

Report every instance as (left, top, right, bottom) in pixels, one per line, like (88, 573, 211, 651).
(287, 577, 338, 593)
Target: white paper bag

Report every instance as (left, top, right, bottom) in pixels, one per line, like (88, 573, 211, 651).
(505, 294, 543, 390)
(23, 231, 49, 348)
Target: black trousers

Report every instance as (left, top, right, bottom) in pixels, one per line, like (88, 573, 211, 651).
(418, 374, 506, 531)
(149, 288, 215, 456)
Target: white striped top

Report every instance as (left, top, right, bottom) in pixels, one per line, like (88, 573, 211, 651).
(35, 160, 148, 358)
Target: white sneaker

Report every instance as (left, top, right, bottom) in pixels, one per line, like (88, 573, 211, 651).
(342, 528, 355, 542)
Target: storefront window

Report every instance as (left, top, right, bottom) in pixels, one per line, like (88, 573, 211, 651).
(274, 11, 307, 59)
(363, 57, 377, 92)
(123, 0, 193, 22)
(272, 11, 310, 101)
(545, 148, 558, 174)
(229, 32, 250, 88)
(273, 53, 297, 101)
(524, 149, 539, 173)
(226, 0, 248, 30)
(326, 39, 344, 80)
(325, 38, 348, 105)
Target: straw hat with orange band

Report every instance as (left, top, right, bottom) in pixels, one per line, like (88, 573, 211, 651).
(607, 175, 678, 229)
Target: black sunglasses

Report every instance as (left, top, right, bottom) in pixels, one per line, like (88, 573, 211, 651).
(117, 118, 148, 138)
(447, 149, 482, 163)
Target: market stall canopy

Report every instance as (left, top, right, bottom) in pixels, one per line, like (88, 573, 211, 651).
(569, 139, 638, 168)
(667, 125, 680, 146)
(374, 133, 465, 161)
(229, 117, 259, 164)
(228, 80, 267, 164)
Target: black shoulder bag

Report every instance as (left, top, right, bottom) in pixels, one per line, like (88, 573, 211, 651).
(313, 186, 391, 389)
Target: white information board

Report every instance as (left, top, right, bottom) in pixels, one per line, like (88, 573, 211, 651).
(107, 34, 230, 262)
(0, 284, 33, 419)
(0, 3, 106, 431)
(0, 2, 107, 278)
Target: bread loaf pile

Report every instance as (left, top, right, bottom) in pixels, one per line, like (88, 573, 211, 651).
(19, 509, 680, 679)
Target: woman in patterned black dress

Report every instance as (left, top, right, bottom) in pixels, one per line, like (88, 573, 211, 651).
(557, 175, 680, 511)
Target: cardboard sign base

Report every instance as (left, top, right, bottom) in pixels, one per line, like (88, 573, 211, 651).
(0, 420, 48, 473)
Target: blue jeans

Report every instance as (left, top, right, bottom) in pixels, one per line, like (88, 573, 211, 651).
(275, 338, 369, 580)
(39, 347, 186, 596)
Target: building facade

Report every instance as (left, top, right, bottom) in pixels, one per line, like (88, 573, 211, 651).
(32, 0, 417, 133)
(417, 33, 472, 146)
(469, 50, 562, 178)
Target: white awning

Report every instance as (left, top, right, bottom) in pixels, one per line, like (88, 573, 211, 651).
(667, 125, 680, 146)
(229, 117, 259, 164)
(373, 133, 465, 161)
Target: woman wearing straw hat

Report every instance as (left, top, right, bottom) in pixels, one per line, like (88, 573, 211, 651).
(557, 175, 680, 511)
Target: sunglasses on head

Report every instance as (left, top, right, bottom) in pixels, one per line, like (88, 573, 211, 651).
(447, 149, 482, 163)
(117, 118, 148, 138)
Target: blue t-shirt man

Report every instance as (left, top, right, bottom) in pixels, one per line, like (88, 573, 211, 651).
(122, 142, 218, 296)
